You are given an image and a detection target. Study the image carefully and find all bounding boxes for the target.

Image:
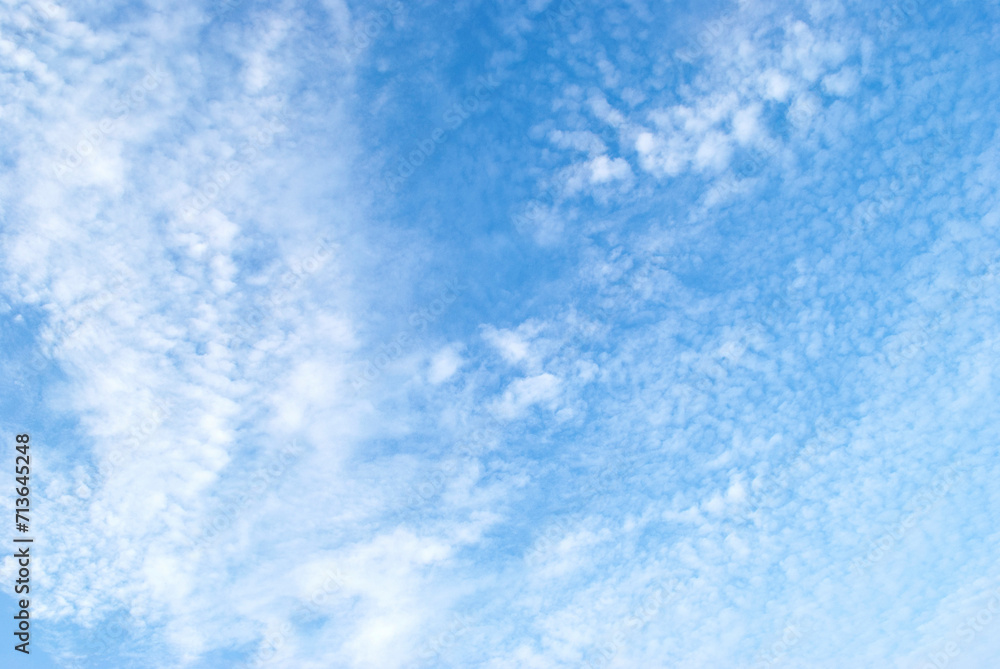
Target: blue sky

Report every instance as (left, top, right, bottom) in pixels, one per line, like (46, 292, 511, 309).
(2, 0, 1000, 667)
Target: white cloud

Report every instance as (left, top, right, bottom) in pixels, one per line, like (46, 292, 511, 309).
(587, 154, 632, 183)
(822, 66, 859, 96)
(428, 343, 465, 384)
(3, 1, 1000, 668)
(762, 68, 794, 101)
(731, 103, 762, 144)
(482, 322, 541, 366)
(495, 372, 561, 418)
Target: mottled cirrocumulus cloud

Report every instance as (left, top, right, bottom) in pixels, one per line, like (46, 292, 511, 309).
(2, 1, 1000, 668)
